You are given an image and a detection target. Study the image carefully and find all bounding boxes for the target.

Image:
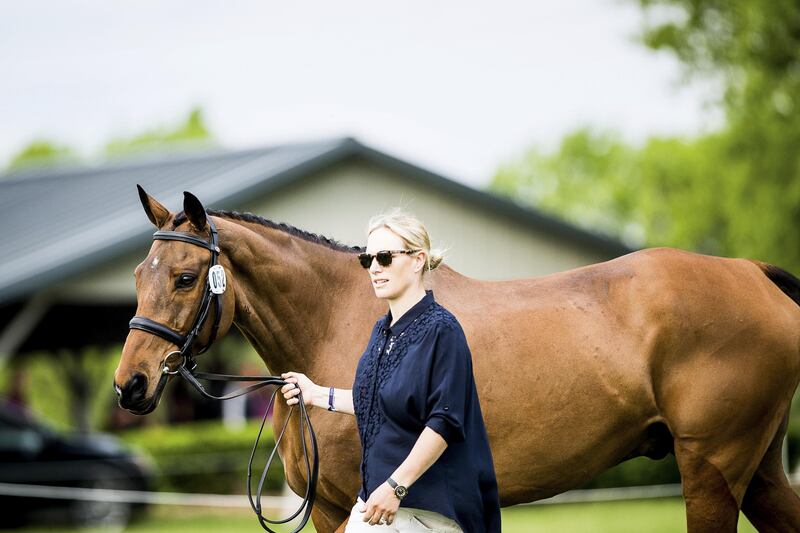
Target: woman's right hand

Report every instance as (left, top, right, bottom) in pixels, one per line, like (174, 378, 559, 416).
(280, 371, 316, 406)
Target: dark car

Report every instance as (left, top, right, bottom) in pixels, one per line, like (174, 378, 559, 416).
(0, 400, 154, 529)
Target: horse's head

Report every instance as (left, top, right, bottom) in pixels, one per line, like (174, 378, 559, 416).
(114, 186, 235, 414)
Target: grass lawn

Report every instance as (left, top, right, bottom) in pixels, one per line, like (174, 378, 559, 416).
(503, 498, 757, 533)
(18, 498, 760, 532)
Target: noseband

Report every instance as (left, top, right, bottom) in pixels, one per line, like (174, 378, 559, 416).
(127, 215, 318, 533)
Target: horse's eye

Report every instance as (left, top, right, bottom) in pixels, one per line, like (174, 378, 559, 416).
(176, 274, 197, 288)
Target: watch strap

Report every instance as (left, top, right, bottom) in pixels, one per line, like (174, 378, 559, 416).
(387, 477, 407, 500)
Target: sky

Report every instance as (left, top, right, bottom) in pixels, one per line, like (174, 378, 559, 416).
(0, 0, 721, 188)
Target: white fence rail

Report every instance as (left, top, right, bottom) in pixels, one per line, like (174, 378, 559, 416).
(3, 474, 800, 509)
(523, 483, 683, 505)
(0, 481, 288, 509)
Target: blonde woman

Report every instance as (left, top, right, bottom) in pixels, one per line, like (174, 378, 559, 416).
(281, 208, 501, 532)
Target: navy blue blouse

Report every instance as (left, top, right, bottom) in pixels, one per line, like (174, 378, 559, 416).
(352, 289, 501, 533)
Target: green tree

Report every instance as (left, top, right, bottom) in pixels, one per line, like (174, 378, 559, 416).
(490, 0, 800, 274)
(7, 139, 78, 171)
(491, 128, 740, 254)
(637, 0, 800, 268)
(104, 106, 213, 157)
(4, 106, 213, 174)
(19, 346, 123, 432)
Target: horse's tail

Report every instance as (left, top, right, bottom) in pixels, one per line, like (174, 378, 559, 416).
(751, 259, 800, 308)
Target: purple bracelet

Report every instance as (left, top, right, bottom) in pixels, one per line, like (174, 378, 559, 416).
(327, 387, 336, 412)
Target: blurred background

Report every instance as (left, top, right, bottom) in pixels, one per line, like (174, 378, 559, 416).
(0, 0, 797, 531)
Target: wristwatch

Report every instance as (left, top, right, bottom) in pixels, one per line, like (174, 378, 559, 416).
(387, 477, 408, 500)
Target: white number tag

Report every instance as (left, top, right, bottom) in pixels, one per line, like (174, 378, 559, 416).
(208, 265, 227, 294)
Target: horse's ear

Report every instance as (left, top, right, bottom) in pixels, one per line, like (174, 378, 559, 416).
(137, 184, 171, 229)
(183, 191, 207, 232)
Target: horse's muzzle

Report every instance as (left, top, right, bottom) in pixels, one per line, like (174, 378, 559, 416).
(116, 372, 154, 414)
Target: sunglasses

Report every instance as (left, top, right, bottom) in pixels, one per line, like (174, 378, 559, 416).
(358, 249, 419, 269)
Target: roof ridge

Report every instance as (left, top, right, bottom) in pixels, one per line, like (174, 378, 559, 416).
(0, 137, 355, 186)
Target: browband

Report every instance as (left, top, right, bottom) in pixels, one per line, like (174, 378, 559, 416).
(152, 230, 220, 253)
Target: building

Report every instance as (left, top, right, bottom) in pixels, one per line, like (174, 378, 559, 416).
(0, 137, 635, 414)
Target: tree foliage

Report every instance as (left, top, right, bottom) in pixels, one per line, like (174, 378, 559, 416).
(639, 0, 800, 270)
(7, 140, 77, 172)
(491, 128, 738, 255)
(490, 0, 800, 275)
(5, 107, 213, 173)
(104, 107, 213, 157)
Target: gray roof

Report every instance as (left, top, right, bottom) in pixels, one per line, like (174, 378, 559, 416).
(0, 137, 635, 305)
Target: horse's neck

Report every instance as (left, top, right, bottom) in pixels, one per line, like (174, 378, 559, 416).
(218, 217, 371, 376)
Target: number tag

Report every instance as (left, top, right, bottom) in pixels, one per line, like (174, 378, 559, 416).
(208, 265, 227, 294)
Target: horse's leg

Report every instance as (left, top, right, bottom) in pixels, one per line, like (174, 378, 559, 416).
(657, 327, 800, 532)
(308, 495, 350, 533)
(666, 385, 790, 532)
(741, 410, 800, 532)
(673, 439, 741, 533)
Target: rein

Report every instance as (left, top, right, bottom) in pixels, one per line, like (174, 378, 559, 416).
(128, 216, 318, 533)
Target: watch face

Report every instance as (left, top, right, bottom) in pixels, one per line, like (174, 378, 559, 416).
(395, 486, 408, 499)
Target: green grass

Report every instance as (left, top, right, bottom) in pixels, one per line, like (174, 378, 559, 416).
(18, 498, 760, 532)
(502, 498, 757, 533)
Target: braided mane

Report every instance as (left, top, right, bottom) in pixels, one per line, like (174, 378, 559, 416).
(171, 209, 365, 253)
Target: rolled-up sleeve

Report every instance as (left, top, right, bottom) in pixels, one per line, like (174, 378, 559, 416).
(424, 324, 471, 445)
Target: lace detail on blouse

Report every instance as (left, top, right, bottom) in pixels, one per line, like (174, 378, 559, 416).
(353, 302, 456, 491)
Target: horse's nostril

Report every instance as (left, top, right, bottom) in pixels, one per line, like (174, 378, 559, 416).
(118, 372, 149, 408)
(129, 373, 147, 398)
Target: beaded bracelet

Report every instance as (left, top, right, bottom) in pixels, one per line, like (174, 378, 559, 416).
(327, 386, 337, 412)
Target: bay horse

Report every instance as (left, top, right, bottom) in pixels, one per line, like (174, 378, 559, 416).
(114, 187, 800, 532)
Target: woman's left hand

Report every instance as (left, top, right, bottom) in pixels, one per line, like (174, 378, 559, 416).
(361, 481, 401, 526)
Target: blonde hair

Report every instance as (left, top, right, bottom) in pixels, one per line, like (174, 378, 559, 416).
(367, 207, 448, 274)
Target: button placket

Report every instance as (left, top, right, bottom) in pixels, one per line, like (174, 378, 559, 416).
(359, 312, 426, 498)
(362, 327, 392, 494)
(386, 323, 414, 356)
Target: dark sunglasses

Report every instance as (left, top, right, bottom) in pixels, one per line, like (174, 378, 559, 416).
(358, 249, 419, 269)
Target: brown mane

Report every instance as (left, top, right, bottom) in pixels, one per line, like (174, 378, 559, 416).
(171, 209, 365, 253)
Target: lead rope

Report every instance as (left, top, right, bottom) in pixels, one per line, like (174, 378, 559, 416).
(176, 363, 319, 532)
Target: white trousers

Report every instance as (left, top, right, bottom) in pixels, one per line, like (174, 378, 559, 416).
(343, 496, 463, 533)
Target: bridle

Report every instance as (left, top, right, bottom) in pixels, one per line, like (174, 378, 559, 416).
(129, 216, 225, 385)
(127, 215, 318, 533)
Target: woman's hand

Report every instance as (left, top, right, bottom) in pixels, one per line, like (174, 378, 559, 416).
(280, 371, 316, 406)
(361, 481, 400, 526)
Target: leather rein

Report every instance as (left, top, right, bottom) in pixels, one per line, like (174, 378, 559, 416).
(127, 216, 319, 532)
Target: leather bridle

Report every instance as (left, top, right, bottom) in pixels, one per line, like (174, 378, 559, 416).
(126, 215, 318, 532)
(129, 215, 224, 373)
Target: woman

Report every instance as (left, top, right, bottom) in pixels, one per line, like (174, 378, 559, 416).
(281, 208, 501, 532)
